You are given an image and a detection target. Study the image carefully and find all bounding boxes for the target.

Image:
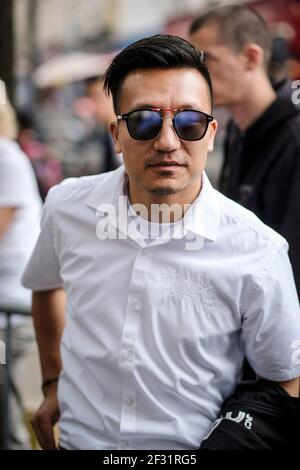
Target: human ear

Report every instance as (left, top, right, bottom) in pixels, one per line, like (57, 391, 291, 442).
(110, 121, 122, 154)
(207, 119, 218, 153)
(244, 43, 264, 70)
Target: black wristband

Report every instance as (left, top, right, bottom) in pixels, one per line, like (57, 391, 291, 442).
(42, 377, 59, 391)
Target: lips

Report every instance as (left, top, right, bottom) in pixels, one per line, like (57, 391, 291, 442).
(147, 161, 182, 167)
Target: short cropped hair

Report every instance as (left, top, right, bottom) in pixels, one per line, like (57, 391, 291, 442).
(103, 34, 213, 114)
(190, 4, 272, 69)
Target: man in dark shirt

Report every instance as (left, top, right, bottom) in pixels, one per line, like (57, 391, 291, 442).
(190, 4, 300, 296)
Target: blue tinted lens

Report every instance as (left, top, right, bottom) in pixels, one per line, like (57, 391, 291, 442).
(127, 110, 162, 140)
(174, 110, 208, 140)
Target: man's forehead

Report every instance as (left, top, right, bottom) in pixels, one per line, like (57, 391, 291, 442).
(123, 68, 200, 83)
(120, 68, 211, 110)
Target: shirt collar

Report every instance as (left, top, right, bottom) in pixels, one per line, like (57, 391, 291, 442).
(184, 172, 220, 242)
(86, 166, 220, 243)
(86, 165, 127, 211)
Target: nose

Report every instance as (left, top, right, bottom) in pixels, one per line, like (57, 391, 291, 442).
(153, 116, 181, 153)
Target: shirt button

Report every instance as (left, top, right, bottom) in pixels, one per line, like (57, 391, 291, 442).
(120, 441, 129, 450)
(142, 249, 150, 256)
(131, 298, 141, 310)
(121, 349, 131, 360)
(126, 398, 134, 407)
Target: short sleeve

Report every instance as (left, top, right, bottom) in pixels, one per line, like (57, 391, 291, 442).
(22, 190, 63, 291)
(241, 245, 300, 382)
(0, 143, 35, 207)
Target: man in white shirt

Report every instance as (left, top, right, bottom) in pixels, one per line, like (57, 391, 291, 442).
(22, 35, 300, 450)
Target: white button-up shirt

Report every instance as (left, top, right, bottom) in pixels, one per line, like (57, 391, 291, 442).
(22, 165, 300, 450)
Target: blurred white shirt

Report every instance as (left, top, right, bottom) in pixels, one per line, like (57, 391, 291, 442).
(23, 165, 300, 450)
(0, 138, 41, 316)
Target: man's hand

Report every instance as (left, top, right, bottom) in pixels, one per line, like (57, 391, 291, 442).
(31, 383, 60, 450)
(31, 289, 65, 449)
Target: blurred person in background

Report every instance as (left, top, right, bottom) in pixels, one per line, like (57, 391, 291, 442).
(17, 110, 63, 201)
(0, 93, 42, 448)
(269, 36, 291, 83)
(85, 76, 116, 130)
(71, 75, 121, 176)
(268, 35, 300, 106)
(190, 3, 300, 297)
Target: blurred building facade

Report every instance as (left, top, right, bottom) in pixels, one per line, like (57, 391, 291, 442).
(15, 0, 215, 63)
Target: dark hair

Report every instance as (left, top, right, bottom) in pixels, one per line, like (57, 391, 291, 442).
(103, 34, 213, 114)
(190, 4, 272, 69)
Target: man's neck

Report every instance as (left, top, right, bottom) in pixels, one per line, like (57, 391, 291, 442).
(228, 75, 276, 131)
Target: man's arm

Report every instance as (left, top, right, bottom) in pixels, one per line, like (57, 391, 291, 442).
(0, 207, 17, 239)
(277, 377, 299, 397)
(31, 288, 66, 450)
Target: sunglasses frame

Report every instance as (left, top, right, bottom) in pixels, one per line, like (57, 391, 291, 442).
(116, 108, 214, 141)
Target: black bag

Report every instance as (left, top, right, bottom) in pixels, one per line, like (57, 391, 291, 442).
(200, 380, 300, 450)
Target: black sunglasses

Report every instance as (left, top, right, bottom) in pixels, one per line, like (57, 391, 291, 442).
(117, 108, 214, 141)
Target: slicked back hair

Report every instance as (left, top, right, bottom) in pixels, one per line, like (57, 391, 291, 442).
(190, 4, 272, 70)
(103, 34, 213, 114)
